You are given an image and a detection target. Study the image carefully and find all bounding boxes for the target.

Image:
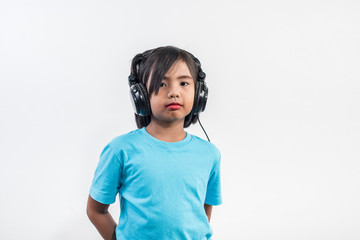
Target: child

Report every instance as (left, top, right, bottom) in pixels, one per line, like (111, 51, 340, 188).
(87, 46, 222, 240)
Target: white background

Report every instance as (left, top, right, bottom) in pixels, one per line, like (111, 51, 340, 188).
(1, 0, 359, 239)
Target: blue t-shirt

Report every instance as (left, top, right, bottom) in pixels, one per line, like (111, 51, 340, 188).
(90, 127, 222, 240)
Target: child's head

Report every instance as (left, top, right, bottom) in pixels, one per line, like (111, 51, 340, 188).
(129, 46, 207, 129)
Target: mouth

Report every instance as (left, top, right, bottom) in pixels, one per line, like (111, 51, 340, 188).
(165, 102, 182, 110)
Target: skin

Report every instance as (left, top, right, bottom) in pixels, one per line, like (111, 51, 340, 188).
(87, 196, 117, 240)
(87, 59, 213, 239)
(145, 59, 196, 142)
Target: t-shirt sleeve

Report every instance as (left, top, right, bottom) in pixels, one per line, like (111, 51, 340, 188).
(89, 142, 123, 205)
(205, 151, 222, 206)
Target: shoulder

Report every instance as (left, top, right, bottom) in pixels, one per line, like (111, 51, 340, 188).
(189, 134, 221, 159)
(109, 128, 141, 143)
(105, 128, 143, 154)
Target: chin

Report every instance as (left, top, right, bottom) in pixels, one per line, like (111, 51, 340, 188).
(155, 116, 186, 123)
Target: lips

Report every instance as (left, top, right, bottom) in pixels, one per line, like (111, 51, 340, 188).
(165, 102, 182, 110)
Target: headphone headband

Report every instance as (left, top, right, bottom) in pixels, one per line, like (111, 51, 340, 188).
(128, 74, 136, 86)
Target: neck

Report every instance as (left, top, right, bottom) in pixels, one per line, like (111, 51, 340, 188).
(145, 119, 186, 142)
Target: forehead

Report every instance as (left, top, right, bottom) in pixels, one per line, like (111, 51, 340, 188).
(146, 58, 196, 93)
(164, 59, 193, 78)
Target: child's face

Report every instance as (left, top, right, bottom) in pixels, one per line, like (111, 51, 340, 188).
(147, 60, 195, 125)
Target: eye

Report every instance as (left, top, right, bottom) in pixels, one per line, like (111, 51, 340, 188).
(180, 82, 189, 86)
(160, 82, 167, 87)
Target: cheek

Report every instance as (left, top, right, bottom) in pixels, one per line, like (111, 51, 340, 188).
(190, 88, 195, 101)
(149, 94, 164, 111)
(186, 90, 195, 107)
(149, 96, 158, 108)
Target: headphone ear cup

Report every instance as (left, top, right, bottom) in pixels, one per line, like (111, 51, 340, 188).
(138, 83, 151, 116)
(192, 81, 200, 115)
(192, 81, 208, 115)
(198, 82, 208, 113)
(129, 83, 151, 116)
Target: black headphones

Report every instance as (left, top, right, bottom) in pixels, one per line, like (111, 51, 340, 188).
(128, 55, 208, 118)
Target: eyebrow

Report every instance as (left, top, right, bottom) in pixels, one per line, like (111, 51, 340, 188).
(163, 75, 193, 80)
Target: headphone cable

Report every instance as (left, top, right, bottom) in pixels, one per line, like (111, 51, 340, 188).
(198, 118, 211, 142)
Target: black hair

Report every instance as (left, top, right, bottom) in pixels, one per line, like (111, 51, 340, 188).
(130, 46, 201, 129)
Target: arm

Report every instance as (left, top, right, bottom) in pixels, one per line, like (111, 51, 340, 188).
(204, 203, 213, 222)
(87, 194, 117, 240)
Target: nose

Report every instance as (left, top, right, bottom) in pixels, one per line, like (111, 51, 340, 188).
(167, 84, 180, 98)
